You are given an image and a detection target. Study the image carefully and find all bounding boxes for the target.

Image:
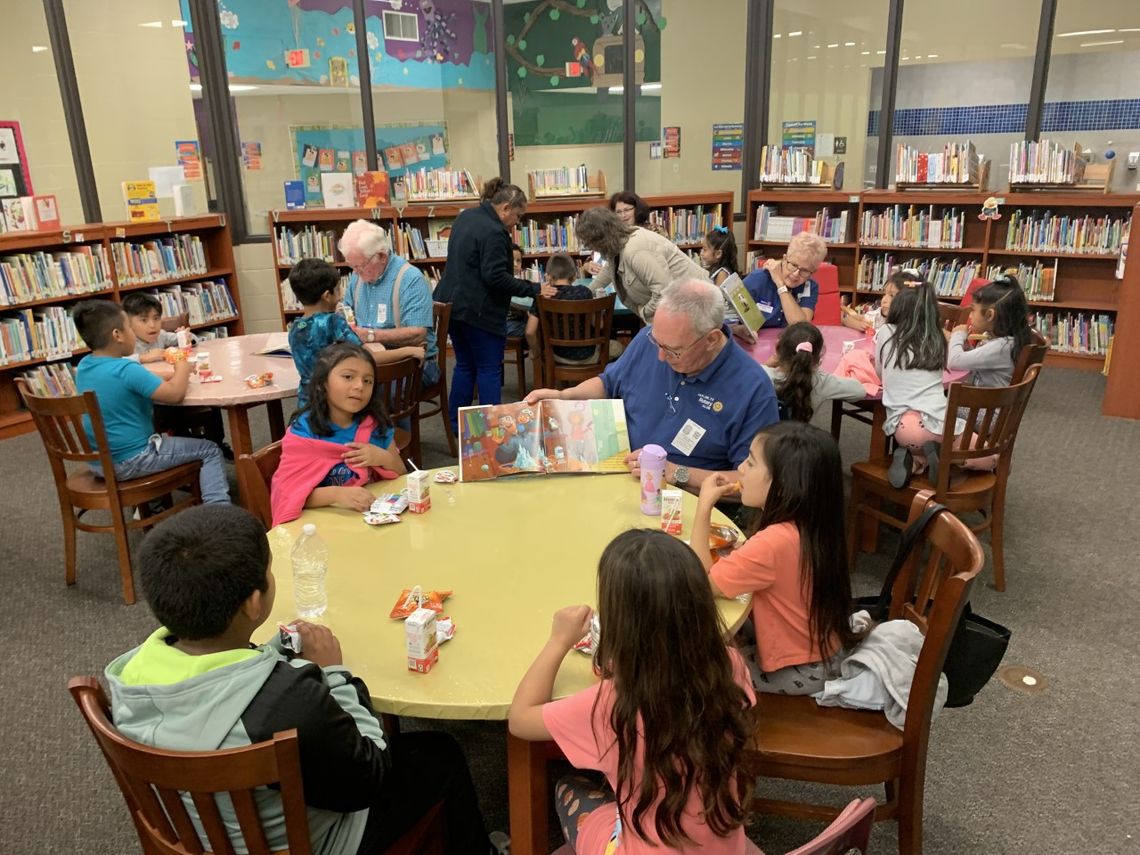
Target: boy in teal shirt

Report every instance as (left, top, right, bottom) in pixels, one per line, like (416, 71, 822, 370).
(72, 300, 230, 504)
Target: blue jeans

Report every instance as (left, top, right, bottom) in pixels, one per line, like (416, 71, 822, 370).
(94, 434, 231, 504)
(448, 319, 506, 430)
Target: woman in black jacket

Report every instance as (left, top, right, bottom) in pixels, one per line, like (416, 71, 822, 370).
(436, 178, 554, 430)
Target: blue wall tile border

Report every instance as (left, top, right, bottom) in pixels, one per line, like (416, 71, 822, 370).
(867, 98, 1140, 137)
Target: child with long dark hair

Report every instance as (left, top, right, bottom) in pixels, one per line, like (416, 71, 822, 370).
(763, 322, 865, 422)
(700, 226, 739, 286)
(509, 529, 755, 854)
(947, 275, 1032, 387)
(271, 342, 405, 525)
(692, 422, 864, 695)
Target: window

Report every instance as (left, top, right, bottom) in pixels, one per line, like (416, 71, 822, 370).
(383, 10, 420, 42)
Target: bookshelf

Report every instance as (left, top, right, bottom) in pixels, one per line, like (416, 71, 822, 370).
(1103, 203, 1140, 418)
(0, 214, 242, 439)
(745, 191, 862, 293)
(268, 191, 735, 325)
(745, 189, 1137, 371)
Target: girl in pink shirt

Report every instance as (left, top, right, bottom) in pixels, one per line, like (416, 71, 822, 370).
(508, 530, 757, 854)
(692, 422, 864, 695)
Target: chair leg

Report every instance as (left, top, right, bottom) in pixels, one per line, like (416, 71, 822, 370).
(846, 477, 864, 570)
(830, 400, 844, 442)
(110, 508, 137, 605)
(437, 385, 457, 457)
(62, 507, 78, 587)
(408, 411, 423, 469)
(516, 348, 526, 396)
(896, 770, 924, 855)
(989, 491, 1007, 592)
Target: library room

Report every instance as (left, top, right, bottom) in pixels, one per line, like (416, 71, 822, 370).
(2, 0, 1138, 853)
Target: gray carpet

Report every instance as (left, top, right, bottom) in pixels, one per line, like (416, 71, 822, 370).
(2, 365, 1138, 854)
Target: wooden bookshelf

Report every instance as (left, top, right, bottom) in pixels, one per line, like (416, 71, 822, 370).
(0, 214, 243, 439)
(745, 191, 862, 293)
(1103, 202, 1140, 418)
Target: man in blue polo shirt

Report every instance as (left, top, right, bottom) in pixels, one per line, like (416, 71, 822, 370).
(339, 219, 440, 388)
(526, 278, 779, 490)
(742, 231, 828, 327)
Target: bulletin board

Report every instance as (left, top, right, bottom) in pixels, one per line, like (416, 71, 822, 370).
(291, 122, 450, 206)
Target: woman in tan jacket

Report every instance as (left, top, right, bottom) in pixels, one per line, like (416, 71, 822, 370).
(577, 207, 708, 322)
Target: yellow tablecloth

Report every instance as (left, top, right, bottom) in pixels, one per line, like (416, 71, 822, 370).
(261, 469, 750, 720)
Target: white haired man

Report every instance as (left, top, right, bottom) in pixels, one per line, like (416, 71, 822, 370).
(526, 279, 779, 491)
(338, 219, 439, 389)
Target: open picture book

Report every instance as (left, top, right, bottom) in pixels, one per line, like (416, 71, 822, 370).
(720, 273, 766, 343)
(254, 332, 292, 357)
(458, 399, 631, 482)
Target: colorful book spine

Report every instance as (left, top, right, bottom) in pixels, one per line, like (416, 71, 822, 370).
(895, 141, 979, 185)
(759, 146, 826, 184)
(1008, 140, 1087, 185)
(19, 361, 78, 397)
(1004, 210, 1130, 255)
(1030, 311, 1113, 355)
(111, 235, 208, 285)
(274, 226, 339, 264)
(753, 206, 850, 243)
(859, 205, 965, 249)
(404, 168, 479, 201)
(529, 165, 591, 196)
(984, 260, 1058, 302)
(0, 305, 84, 365)
(857, 253, 978, 297)
(0, 245, 113, 307)
(513, 216, 581, 254)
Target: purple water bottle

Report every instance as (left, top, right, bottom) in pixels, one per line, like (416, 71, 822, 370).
(639, 444, 667, 515)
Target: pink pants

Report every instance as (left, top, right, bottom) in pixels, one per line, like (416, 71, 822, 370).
(893, 411, 996, 472)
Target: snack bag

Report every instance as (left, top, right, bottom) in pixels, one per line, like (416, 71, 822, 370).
(390, 585, 453, 619)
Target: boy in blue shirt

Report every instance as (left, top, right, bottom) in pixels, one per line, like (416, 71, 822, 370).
(287, 259, 423, 413)
(73, 300, 230, 504)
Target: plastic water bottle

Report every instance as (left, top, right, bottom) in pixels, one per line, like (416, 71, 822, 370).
(291, 524, 328, 618)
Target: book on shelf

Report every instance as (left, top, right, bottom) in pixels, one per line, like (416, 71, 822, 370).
(759, 146, 827, 185)
(1003, 209, 1130, 255)
(859, 204, 965, 249)
(0, 245, 113, 307)
(195, 325, 231, 341)
(858, 253, 980, 298)
(753, 205, 850, 243)
(33, 195, 61, 231)
(395, 223, 430, 260)
(320, 173, 354, 209)
(20, 362, 78, 397)
(122, 181, 161, 223)
(172, 185, 198, 218)
(354, 171, 391, 207)
(404, 168, 479, 201)
(528, 165, 596, 197)
(111, 234, 208, 284)
(1008, 140, 1086, 185)
(513, 216, 580, 254)
(1031, 311, 1113, 355)
(985, 260, 1058, 302)
(0, 305, 84, 365)
(2, 198, 34, 232)
(274, 226, 338, 264)
(649, 205, 725, 245)
(420, 265, 444, 290)
(283, 180, 306, 210)
(146, 280, 237, 326)
(458, 399, 630, 482)
(895, 142, 980, 185)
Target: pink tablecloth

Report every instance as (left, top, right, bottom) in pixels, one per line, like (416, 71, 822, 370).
(144, 333, 299, 406)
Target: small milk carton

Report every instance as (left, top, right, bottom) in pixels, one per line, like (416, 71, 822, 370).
(406, 470, 431, 513)
(660, 488, 683, 535)
(405, 607, 439, 673)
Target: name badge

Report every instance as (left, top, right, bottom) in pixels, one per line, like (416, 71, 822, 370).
(376, 303, 388, 326)
(670, 418, 706, 456)
(758, 301, 774, 314)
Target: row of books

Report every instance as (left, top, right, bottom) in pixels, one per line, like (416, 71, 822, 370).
(648, 205, 726, 245)
(398, 168, 479, 202)
(528, 166, 592, 196)
(275, 226, 339, 265)
(759, 146, 826, 185)
(985, 261, 1058, 302)
(395, 223, 432, 260)
(753, 206, 852, 244)
(857, 254, 980, 297)
(1004, 210, 1129, 255)
(112, 235, 208, 285)
(859, 205, 966, 249)
(1008, 140, 1085, 185)
(513, 217, 581, 254)
(0, 245, 113, 307)
(895, 142, 980, 185)
(20, 362, 78, 397)
(1031, 311, 1113, 355)
(148, 281, 238, 326)
(0, 305, 84, 365)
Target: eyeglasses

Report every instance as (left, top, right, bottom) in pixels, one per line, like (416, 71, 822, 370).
(614, 205, 636, 216)
(648, 328, 707, 361)
(783, 257, 819, 278)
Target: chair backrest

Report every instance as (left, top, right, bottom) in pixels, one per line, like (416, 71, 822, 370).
(536, 293, 616, 385)
(785, 797, 876, 855)
(161, 313, 190, 333)
(69, 675, 313, 855)
(812, 262, 842, 326)
(237, 441, 283, 529)
(1011, 328, 1048, 383)
(374, 356, 423, 422)
(887, 491, 983, 743)
(931, 365, 1041, 494)
(430, 301, 450, 382)
(936, 301, 966, 330)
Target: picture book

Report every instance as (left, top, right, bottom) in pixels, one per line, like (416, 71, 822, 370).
(352, 150, 367, 174)
(254, 332, 292, 356)
(122, 180, 160, 223)
(721, 273, 765, 343)
(301, 144, 318, 168)
(318, 148, 335, 171)
(283, 180, 306, 210)
(457, 399, 630, 482)
(32, 195, 60, 230)
(354, 170, 390, 206)
(2, 197, 29, 231)
(335, 150, 351, 172)
(321, 172, 354, 208)
(384, 145, 404, 169)
(400, 142, 420, 165)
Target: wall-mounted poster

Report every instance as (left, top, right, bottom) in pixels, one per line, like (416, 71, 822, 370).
(663, 126, 681, 159)
(711, 123, 743, 171)
(176, 140, 203, 181)
(781, 120, 816, 155)
(0, 121, 32, 198)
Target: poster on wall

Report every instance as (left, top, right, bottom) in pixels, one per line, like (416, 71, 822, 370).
(663, 126, 681, 159)
(242, 142, 262, 171)
(711, 123, 743, 171)
(176, 140, 203, 181)
(781, 120, 816, 155)
(0, 121, 33, 199)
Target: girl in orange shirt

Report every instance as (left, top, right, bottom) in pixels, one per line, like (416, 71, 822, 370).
(691, 421, 864, 694)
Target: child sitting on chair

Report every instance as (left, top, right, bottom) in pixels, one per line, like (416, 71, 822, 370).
(73, 300, 230, 504)
(523, 253, 622, 366)
(105, 504, 492, 854)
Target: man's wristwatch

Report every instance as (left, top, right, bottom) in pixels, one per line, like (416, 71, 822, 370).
(367, 329, 375, 342)
(671, 465, 691, 487)
(777, 286, 789, 295)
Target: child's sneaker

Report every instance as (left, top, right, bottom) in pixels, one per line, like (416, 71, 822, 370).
(489, 830, 511, 854)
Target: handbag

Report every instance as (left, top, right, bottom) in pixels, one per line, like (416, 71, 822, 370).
(854, 503, 1011, 708)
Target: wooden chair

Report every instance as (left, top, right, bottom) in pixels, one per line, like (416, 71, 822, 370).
(748, 492, 983, 855)
(504, 335, 528, 396)
(848, 366, 1041, 591)
(535, 293, 616, 389)
(413, 302, 456, 456)
(937, 301, 966, 330)
(786, 797, 876, 855)
(17, 379, 203, 604)
(1012, 329, 1048, 383)
(236, 441, 282, 529)
(375, 356, 423, 463)
(160, 312, 190, 333)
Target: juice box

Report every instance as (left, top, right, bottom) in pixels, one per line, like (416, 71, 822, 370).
(660, 488, 683, 535)
(405, 607, 438, 673)
(406, 470, 431, 513)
